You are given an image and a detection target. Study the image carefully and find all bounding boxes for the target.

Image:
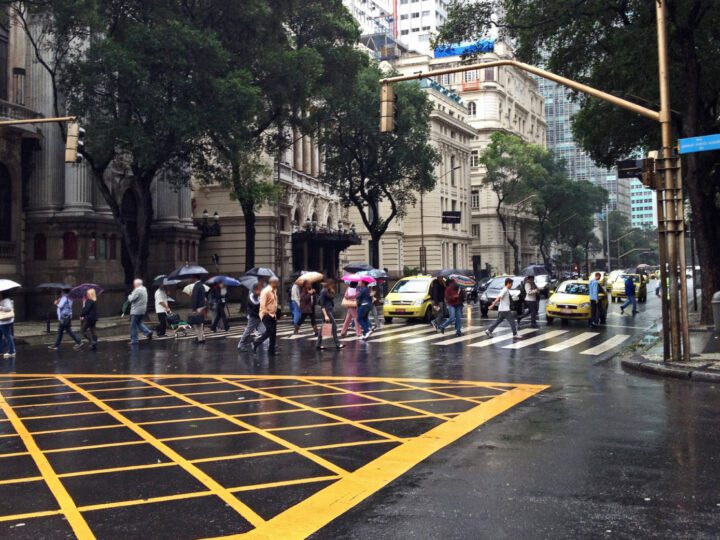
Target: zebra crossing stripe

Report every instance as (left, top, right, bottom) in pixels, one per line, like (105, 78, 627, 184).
(339, 324, 408, 342)
(504, 330, 568, 349)
(432, 328, 510, 346)
(282, 332, 316, 341)
(402, 325, 495, 344)
(541, 331, 598, 352)
(469, 328, 539, 348)
(369, 326, 437, 343)
(580, 334, 630, 355)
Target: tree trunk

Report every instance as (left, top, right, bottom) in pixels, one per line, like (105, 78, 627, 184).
(241, 200, 256, 271)
(369, 234, 381, 270)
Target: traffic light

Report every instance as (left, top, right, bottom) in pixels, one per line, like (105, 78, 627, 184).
(65, 121, 85, 163)
(380, 84, 398, 133)
(641, 151, 658, 189)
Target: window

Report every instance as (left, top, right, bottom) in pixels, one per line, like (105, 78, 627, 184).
(470, 151, 480, 168)
(62, 232, 78, 260)
(12, 68, 25, 105)
(33, 234, 47, 260)
(450, 155, 456, 186)
(467, 102, 476, 116)
(109, 235, 117, 259)
(411, 12, 419, 18)
(483, 68, 495, 81)
(88, 233, 97, 259)
(401, 29, 409, 35)
(471, 190, 480, 208)
(99, 234, 108, 260)
(400, 14, 408, 19)
(472, 224, 480, 238)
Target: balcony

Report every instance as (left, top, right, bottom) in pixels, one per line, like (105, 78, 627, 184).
(0, 241, 17, 261)
(461, 80, 481, 91)
(0, 99, 43, 136)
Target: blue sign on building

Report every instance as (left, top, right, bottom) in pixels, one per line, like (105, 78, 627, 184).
(433, 39, 495, 59)
(678, 133, 720, 154)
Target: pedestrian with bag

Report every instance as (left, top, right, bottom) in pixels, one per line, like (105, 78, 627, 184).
(296, 281, 318, 335)
(356, 281, 374, 340)
(485, 277, 523, 340)
(429, 276, 446, 327)
(290, 281, 302, 333)
(0, 291, 16, 359)
(189, 277, 207, 343)
(620, 275, 638, 315)
(588, 272, 602, 328)
(253, 276, 279, 355)
(518, 276, 540, 328)
(80, 288, 99, 351)
(154, 285, 171, 337)
(210, 283, 229, 332)
(316, 279, 344, 350)
(128, 279, 153, 345)
(339, 282, 361, 338)
(49, 288, 83, 351)
(238, 282, 262, 351)
(434, 278, 464, 336)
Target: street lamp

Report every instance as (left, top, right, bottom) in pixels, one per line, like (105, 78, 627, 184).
(420, 164, 461, 273)
(195, 209, 221, 239)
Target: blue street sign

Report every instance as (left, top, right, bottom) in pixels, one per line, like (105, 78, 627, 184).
(678, 133, 720, 154)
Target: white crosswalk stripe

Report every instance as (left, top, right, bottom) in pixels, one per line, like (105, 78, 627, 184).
(340, 324, 408, 342)
(369, 326, 437, 343)
(541, 331, 598, 352)
(432, 328, 510, 346)
(580, 334, 630, 355)
(503, 330, 568, 349)
(469, 328, 539, 348)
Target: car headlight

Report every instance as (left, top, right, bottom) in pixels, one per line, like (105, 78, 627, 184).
(548, 301, 556, 307)
(580, 302, 590, 309)
(383, 298, 390, 305)
(413, 299, 424, 306)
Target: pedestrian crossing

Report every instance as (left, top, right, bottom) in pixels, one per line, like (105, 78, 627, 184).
(71, 318, 633, 357)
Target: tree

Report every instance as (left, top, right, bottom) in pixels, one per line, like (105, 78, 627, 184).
(319, 64, 440, 268)
(478, 132, 547, 274)
(437, 0, 720, 323)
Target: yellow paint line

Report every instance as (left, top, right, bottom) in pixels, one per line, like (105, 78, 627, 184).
(228, 475, 340, 494)
(304, 439, 399, 452)
(0, 509, 63, 523)
(0, 475, 44, 485)
(57, 461, 177, 479)
(114, 397, 274, 413)
(264, 421, 342, 433)
(30, 423, 122, 436)
(190, 448, 294, 465)
(43, 440, 146, 454)
(138, 377, 349, 477)
(78, 490, 212, 513)
(390, 380, 503, 406)
(18, 410, 106, 421)
(11, 399, 91, 409)
(0, 389, 94, 538)
(57, 376, 266, 528)
(159, 430, 251, 443)
(245, 384, 548, 539)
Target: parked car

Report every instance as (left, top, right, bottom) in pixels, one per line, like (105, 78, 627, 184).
(479, 276, 524, 317)
(610, 273, 648, 302)
(383, 275, 434, 323)
(546, 279, 608, 325)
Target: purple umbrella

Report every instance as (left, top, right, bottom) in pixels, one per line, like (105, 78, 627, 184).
(69, 283, 104, 300)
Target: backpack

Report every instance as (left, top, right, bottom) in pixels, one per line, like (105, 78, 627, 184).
(518, 280, 527, 302)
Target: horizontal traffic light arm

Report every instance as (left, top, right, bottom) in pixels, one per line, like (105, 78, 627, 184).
(0, 115, 77, 126)
(381, 60, 660, 122)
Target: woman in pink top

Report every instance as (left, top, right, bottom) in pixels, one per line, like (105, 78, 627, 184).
(339, 282, 362, 337)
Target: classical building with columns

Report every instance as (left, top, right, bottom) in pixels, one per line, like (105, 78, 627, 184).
(1, 11, 198, 318)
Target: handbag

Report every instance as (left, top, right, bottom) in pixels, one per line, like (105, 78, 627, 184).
(321, 323, 333, 337)
(341, 293, 356, 308)
(0, 310, 14, 321)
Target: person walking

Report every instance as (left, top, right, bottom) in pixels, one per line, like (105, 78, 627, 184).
(154, 285, 171, 337)
(518, 276, 540, 328)
(434, 278, 464, 336)
(485, 277, 522, 340)
(253, 276, 279, 355)
(210, 283, 229, 332)
(429, 276, 446, 327)
(290, 281, 302, 333)
(588, 272, 602, 328)
(620, 275, 638, 315)
(80, 288, 99, 351)
(238, 282, 263, 351)
(339, 282, 361, 338)
(49, 288, 83, 351)
(190, 277, 207, 343)
(296, 281, 318, 335)
(128, 279, 153, 345)
(369, 283, 382, 330)
(0, 292, 16, 359)
(316, 279, 344, 350)
(356, 281, 374, 340)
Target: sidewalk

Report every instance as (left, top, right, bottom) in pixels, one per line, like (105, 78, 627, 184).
(621, 310, 720, 383)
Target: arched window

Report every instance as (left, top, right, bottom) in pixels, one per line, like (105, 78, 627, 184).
(62, 232, 78, 260)
(88, 233, 97, 259)
(109, 235, 117, 259)
(33, 234, 47, 260)
(0, 165, 10, 242)
(467, 102, 476, 116)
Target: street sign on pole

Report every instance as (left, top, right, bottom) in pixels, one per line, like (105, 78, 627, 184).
(678, 133, 720, 154)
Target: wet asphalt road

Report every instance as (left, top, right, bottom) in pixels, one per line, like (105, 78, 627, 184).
(2, 287, 719, 539)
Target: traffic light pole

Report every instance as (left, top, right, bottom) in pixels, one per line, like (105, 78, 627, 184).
(381, 0, 690, 361)
(0, 115, 76, 126)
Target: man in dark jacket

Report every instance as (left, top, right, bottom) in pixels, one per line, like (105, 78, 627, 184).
(429, 277, 446, 326)
(620, 275, 638, 315)
(190, 277, 207, 343)
(434, 279, 464, 336)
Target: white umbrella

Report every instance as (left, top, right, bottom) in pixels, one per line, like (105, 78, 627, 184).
(0, 279, 21, 292)
(182, 283, 209, 296)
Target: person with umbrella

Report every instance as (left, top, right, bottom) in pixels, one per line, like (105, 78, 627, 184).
(50, 288, 83, 351)
(517, 276, 540, 329)
(80, 288, 99, 351)
(238, 281, 262, 352)
(253, 276, 279, 355)
(209, 282, 229, 333)
(339, 281, 361, 338)
(316, 279, 344, 350)
(434, 277, 464, 337)
(356, 280, 374, 340)
(296, 279, 318, 335)
(128, 279, 153, 345)
(189, 276, 208, 343)
(0, 290, 16, 359)
(154, 284, 172, 337)
(429, 276, 446, 327)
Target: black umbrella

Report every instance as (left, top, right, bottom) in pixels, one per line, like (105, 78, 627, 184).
(37, 282, 72, 290)
(343, 262, 373, 273)
(152, 274, 181, 287)
(167, 264, 209, 280)
(520, 265, 550, 277)
(434, 269, 462, 278)
(244, 267, 277, 278)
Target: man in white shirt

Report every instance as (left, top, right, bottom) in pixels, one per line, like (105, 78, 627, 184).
(485, 278, 522, 340)
(154, 285, 171, 336)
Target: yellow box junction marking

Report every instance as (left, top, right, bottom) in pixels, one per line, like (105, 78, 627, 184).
(0, 374, 547, 539)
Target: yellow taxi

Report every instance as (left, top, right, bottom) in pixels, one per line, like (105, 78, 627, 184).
(610, 273, 648, 303)
(546, 279, 608, 325)
(383, 275, 434, 323)
(591, 271, 609, 287)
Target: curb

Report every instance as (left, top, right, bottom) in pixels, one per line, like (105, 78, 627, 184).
(621, 356, 720, 383)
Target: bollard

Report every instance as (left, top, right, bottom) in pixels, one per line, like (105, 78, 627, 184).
(712, 291, 720, 334)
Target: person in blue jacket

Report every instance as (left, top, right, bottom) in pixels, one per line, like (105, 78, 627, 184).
(620, 276, 638, 315)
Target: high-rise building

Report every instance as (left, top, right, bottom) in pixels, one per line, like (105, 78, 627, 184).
(395, 0, 449, 56)
(630, 179, 658, 228)
(342, 0, 394, 36)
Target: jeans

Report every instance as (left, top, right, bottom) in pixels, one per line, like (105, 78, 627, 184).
(81, 320, 97, 349)
(439, 304, 463, 335)
(370, 305, 381, 328)
(487, 310, 518, 336)
(238, 316, 262, 348)
(290, 300, 301, 326)
(621, 294, 638, 313)
(0, 324, 15, 355)
(255, 315, 277, 353)
(55, 319, 81, 347)
(519, 300, 539, 326)
(433, 302, 446, 325)
(130, 314, 152, 344)
(211, 305, 229, 331)
(357, 304, 372, 336)
(316, 316, 340, 348)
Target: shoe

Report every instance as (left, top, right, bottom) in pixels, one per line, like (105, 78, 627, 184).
(366, 329, 374, 338)
(238, 345, 248, 352)
(3, 353, 15, 359)
(632, 311, 638, 315)
(620, 307, 624, 314)
(485, 330, 492, 337)
(530, 324, 539, 329)
(316, 346, 326, 350)
(252, 342, 260, 353)
(73, 342, 85, 351)
(456, 332, 463, 337)
(48, 345, 59, 351)
(269, 350, 280, 356)
(147, 332, 153, 340)
(513, 335, 523, 340)
(336, 344, 345, 349)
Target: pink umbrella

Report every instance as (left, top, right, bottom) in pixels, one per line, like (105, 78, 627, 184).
(342, 273, 376, 284)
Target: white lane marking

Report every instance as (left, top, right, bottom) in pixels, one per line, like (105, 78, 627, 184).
(282, 332, 316, 341)
(504, 330, 568, 349)
(369, 327, 438, 343)
(469, 328, 540, 348)
(541, 332, 598, 352)
(340, 324, 412, 342)
(432, 328, 513, 346)
(580, 334, 630, 355)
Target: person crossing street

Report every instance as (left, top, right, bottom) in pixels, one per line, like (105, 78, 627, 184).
(253, 276, 279, 355)
(434, 278, 464, 337)
(518, 276, 540, 328)
(620, 275, 638, 315)
(588, 272, 602, 328)
(485, 278, 522, 340)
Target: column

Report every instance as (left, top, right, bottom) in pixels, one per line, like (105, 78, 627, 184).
(153, 176, 180, 225)
(178, 184, 193, 225)
(293, 128, 302, 171)
(63, 162, 94, 215)
(311, 136, 319, 177)
(302, 135, 312, 174)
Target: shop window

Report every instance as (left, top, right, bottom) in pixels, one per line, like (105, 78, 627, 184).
(62, 232, 78, 260)
(33, 234, 47, 260)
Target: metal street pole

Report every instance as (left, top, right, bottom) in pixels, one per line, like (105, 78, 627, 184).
(606, 206, 611, 272)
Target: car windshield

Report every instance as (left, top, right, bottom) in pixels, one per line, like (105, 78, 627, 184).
(391, 279, 429, 294)
(620, 275, 640, 283)
(558, 282, 589, 295)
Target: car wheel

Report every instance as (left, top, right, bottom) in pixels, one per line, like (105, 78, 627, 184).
(423, 306, 433, 323)
(546, 317, 553, 325)
(384, 317, 393, 324)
